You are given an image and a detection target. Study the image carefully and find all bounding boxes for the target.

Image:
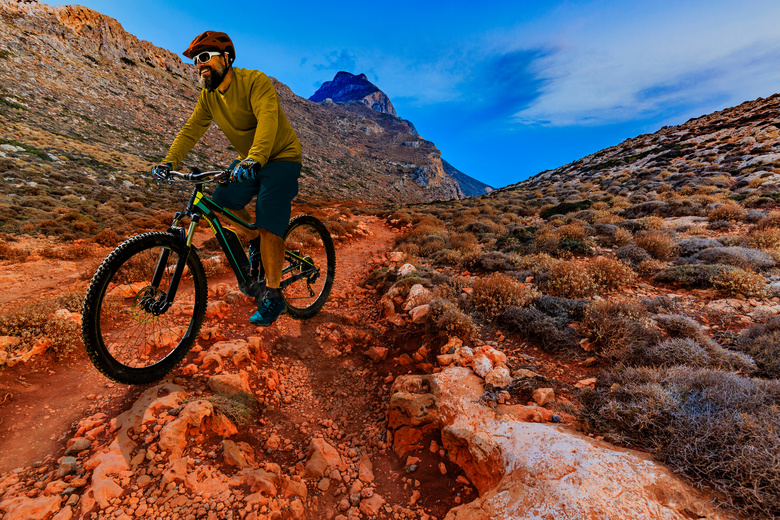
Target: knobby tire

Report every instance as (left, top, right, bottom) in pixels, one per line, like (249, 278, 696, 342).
(82, 232, 207, 385)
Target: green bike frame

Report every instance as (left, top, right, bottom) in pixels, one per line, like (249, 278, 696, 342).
(158, 176, 318, 309)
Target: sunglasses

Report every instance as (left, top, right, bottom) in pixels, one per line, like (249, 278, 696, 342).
(193, 51, 222, 65)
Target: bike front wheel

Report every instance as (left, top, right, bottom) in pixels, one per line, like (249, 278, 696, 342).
(82, 232, 208, 384)
(281, 215, 336, 319)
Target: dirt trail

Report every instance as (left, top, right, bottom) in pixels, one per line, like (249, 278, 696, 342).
(0, 216, 473, 519)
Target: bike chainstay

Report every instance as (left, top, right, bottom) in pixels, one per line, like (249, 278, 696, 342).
(281, 251, 318, 296)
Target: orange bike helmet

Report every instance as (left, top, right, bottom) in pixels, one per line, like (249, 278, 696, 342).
(183, 31, 236, 64)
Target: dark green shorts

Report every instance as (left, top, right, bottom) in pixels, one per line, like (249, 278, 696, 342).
(212, 161, 301, 238)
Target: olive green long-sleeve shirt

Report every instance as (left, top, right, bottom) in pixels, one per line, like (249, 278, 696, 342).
(164, 68, 302, 169)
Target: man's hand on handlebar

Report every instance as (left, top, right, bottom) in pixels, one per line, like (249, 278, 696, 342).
(229, 158, 260, 182)
(151, 162, 172, 182)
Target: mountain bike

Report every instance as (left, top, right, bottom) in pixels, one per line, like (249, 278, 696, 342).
(81, 167, 336, 385)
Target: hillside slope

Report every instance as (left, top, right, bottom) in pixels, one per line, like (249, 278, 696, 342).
(501, 94, 780, 208)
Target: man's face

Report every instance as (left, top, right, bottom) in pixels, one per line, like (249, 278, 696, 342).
(197, 53, 227, 91)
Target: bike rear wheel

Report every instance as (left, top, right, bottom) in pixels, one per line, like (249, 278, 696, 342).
(82, 232, 207, 384)
(281, 214, 336, 319)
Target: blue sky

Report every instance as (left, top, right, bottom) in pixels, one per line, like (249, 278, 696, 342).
(52, 0, 780, 188)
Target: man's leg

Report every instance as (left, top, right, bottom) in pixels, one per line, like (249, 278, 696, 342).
(248, 161, 300, 327)
(227, 207, 261, 241)
(259, 227, 284, 288)
(249, 228, 285, 326)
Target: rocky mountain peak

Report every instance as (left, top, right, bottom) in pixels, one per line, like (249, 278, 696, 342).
(310, 71, 398, 117)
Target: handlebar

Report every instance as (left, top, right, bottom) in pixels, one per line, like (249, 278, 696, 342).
(165, 168, 230, 183)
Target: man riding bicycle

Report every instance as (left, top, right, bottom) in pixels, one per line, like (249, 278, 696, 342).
(152, 31, 302, 327)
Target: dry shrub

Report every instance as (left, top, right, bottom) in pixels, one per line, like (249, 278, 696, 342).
(546, 260, 596, 298)
(428, 299, 478, 340)
(130, 216, 160, 231)
(748, 226, 780, 251)
(205, 391, 258, 427)
(711, 268, 768, 298)
(653, 263, 731, 288)
(579, 366, 780, 518)
(555, 222, 588, 241)
(693, 246, 775, 271)
(708, 201, 747, 222)
(499, 306, 581, 352)
(431, 277, 470, 303)
(593, 213, 624, 225)
(654, 314, 703, 339)
(92, 228, 120, 247)
(642, 216, 665, 230)
(53, 291, 84, 314)
(634, 232, 679, 260)
(471, 273, 539, 320)
(430, 249, 463, 267)
(613, 227, 633, 247)
(735, 316, 780, 378)
(642, 295, 679, 314)
(387, 210, 413, 227)
(449, 232, 480, 254)
(640, 337, 755, 372)
(636, 258, 665, 276)
(475, 251, 517, 272)
(0, 298, 81, 359)
(42, 242, 95, 260)
(755, 209, 780, 230)
(513, 253, 558, 275)
(201, 255, 228, 277)
(581, 300, 660, 360)
(685, 223, 709, 236)
(0, 243, 28, 262)
(588, 257, 636, 291)
(402, 223, 450, 257)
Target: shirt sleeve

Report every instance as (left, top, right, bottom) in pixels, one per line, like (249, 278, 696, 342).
(246, 74, 279, 167)
(164, 92, 213, 169)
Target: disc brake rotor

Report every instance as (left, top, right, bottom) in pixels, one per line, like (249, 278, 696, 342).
(131, 286, 164, 323)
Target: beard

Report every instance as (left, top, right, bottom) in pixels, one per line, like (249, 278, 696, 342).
(198, 59, 228, 92)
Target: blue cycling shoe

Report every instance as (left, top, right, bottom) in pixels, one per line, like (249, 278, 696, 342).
(250, 293, 285, 326)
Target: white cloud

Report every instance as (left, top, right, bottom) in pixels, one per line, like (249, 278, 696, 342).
(511, 1, 780, 126)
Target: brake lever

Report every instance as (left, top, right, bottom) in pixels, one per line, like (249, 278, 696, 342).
(217, 170, 231, 187)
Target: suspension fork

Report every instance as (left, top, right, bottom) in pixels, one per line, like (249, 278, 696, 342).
(148, 214, 200, 314)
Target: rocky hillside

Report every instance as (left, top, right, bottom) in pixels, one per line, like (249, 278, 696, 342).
(308, 72, 492, 198)
(501, 93, 780, 208)
(0, 0, 484, 239)
(441, 159, 492, 199)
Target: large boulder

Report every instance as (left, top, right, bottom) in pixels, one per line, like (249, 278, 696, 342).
(389, 368, 731, 520)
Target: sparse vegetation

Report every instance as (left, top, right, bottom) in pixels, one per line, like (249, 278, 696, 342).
(0, 297, 81, 359)
(471, 273, 539, 320)
(205, 391, 259, 427)
(734, 316, 780, 378)
(711, 267, 768, 298)
(580, 367, 780, 518)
